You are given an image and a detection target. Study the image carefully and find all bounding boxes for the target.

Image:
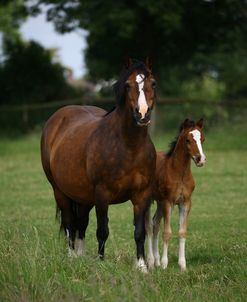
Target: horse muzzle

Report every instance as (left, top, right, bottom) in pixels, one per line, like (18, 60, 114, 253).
(133, 107, 152, 127)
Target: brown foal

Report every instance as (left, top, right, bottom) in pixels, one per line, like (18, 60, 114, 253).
(41, 59, 156, 272)
(146, 119, 206, 270)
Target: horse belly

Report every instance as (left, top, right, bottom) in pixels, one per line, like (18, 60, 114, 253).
(49, 126, 96, 203)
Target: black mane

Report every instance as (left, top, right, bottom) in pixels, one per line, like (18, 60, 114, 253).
(166, 119, 196, 157)
(113, 60, 150, 106)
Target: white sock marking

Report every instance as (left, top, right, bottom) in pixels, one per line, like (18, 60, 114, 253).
(75, 238, 85, 256)
(178, 238, 186, 270)
(153, 234, 160, 266)
(161, 241, 168, 269)
(136, 74, 148, 119)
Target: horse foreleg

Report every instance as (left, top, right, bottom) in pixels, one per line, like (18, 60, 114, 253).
(178, 200, 191, 271)
(161, 201, 172, 269)
(132, 201, 149, 273)
(145, 205, 154, 269)
(152, 201, 163, 267)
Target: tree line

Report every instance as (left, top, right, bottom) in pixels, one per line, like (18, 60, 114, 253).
(0, 0, 246, 106)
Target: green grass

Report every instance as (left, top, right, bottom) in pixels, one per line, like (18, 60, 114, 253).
(0, 125, 247, 302)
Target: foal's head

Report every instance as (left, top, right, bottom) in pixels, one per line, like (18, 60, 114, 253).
(113, 58, 156, 126)
(181, 119, 206, 167)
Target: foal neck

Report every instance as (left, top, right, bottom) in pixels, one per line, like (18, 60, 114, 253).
(170, 136, 191, 176)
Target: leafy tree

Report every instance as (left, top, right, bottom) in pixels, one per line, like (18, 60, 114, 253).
(31, 0, 247, 98)
(0, 39, 78, 105)
(0, 0, 28, 42)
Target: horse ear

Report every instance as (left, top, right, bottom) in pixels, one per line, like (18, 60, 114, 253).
(124, 57, 133, 69)
(183, 118, 190, 129)
(145, 56, 152, 70)
(196, 118, 204, 129)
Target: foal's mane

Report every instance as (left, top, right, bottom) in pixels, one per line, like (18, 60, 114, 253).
(113, 60, 150, 106)
(166, 119, 196, 157)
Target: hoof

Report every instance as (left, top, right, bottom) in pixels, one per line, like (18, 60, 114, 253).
(161, 257, 168, 269)
(147, 256, 155, 270)
(68, 248, 77, 258)
(178, 259, 186, 271)
(98, 254, 104, 261)
(136, 258, 148, 274)
(154, 257, 161, 267)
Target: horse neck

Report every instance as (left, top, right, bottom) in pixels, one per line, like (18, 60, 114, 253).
(170, 136, 191, 178)
(113, 106, 148, 147)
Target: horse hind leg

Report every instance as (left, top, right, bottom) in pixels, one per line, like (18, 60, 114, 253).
(53, 188, 77, 257)
(74, 204, 93, 256)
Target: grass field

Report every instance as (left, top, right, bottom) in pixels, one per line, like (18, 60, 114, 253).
(0, 124, 247, 302)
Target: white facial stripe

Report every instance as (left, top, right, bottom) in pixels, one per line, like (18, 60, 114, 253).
(136, 74, 148, 119)
(189, 129, 205, 160)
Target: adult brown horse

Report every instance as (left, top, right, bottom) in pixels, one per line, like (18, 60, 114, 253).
(145, 119, 206, 271)
(41, 59, 156, 272)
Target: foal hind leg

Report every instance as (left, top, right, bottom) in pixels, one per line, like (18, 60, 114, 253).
(161, 201, 172, 269)
(75, 204, 93, 256)
(53, 188, 76, 256)
(178, 199, 191, 271)
(152, 201, 163, 267)
(145, 206, 154, 269)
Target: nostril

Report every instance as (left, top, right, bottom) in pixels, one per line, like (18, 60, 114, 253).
(196, 155, 201, 162)
(135, 107, 139, 114)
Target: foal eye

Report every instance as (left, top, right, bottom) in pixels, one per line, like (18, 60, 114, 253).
(186, 139, 190, 144)
(125, 82, 131, 90)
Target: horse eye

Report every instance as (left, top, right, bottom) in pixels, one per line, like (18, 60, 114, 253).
(151, 80, 156, 89)
(186, 139, 190, 143)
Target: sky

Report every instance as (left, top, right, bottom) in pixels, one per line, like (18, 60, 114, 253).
(20, 9, 87, 79)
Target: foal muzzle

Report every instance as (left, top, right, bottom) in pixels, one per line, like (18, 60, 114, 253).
(193, 154, 206, 167)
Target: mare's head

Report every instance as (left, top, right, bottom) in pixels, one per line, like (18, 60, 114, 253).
(113, 58, 156, 126)
(181, 119, 206, 167)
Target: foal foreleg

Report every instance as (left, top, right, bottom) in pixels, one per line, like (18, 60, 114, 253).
(178, 200, 191, 271)
(152, 202, 163, 267)
(145, 206, 154, 269)
(161, 201, 172, 269)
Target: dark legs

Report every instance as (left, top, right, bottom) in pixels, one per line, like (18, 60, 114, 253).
(75, 204, 94, 256)
(53, 187, 93, 256)
(132, 199, 150, 272)
(95, 203, 109, 259)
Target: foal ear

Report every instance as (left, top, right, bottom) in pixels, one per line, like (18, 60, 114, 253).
(196, 118, 204, 129)
(145, 56, 153, 70)
(124, 57, 133, 69)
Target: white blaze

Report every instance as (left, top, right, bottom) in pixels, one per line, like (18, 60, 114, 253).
(136, 74, 148, 119)
(189, 129, 206, 163)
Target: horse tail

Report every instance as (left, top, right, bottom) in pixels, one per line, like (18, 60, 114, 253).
(55, 199, 79, 235)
